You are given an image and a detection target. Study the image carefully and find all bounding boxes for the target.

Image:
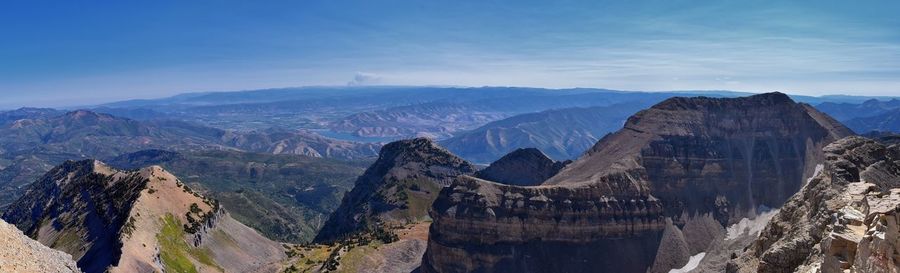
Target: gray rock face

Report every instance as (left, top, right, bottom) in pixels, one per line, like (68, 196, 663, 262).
(729, 136, 900, 273)
(314, 138, 476, 243)
(0, 219, 81, 273)
(2, 160, 147, 273)
(474, 148, 569, 186)
(424, 93, 853, 273)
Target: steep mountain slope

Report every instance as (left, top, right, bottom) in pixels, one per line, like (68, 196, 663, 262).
(423, 93, 853, 273)
(108, 149, 369, 243)
(441, 103, 650, 163)
(1, 160, 285, 273)
(0, 110, 378, 207)
(729, 136, 900, 273)
(314, 138, 476, 243)
(0, 219, 81, 273)
(844, 108, 900, 134)
(474, 148, 569, 186)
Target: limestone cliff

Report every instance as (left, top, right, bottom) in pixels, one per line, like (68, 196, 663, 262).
(314, 138, 476, 243)
(423, 93, 853, 273)
(1, 160, 285, 273)
(729, 136, 900, 273)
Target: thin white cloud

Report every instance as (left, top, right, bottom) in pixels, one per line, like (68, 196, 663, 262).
(346, 72, 381, 86)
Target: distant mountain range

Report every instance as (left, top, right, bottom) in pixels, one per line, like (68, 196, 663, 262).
(81, 86, 897, 140)
(843, 108, 900, 133)
(441, 102, 655, 163)
(0, 109, 378, 209)
(814, 98, 900, 121)
(814, 98, 900, 134)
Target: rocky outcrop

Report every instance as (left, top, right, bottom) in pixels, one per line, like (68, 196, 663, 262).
(729, 136, 900, 273)
(0, 219, 81, 273)
(1, 160, 285, 273)
(314, 138, 476, 243)
(424, 93, 854, 273)
(474, 148, 569, 186)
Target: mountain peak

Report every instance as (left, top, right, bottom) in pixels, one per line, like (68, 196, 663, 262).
(2, 159, 285, 273)
(65, 109, 103, 118)
(652, 92, 794, 111)
(475, 148, 569, 186)
(314, 138, 475, 243)
(375, 137, 467, 168)
(59, 110, 119, 124)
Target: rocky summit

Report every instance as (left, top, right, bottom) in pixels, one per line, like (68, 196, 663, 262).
(474, 148, 570, 186)
(1, 160, 285, 273)
(422, 93, 854, 273)
(314, 138, 476, 243)
(729, 136, 900, 273)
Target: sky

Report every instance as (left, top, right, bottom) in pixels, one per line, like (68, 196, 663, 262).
(1, 0, 899, 108)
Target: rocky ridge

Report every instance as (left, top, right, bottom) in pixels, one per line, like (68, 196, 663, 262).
(1, 160, 284, 273)
(729, 136, 900, 273)
(423, 93, 853, 273)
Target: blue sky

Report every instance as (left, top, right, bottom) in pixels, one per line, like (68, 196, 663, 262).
(1, 1, 899, 108)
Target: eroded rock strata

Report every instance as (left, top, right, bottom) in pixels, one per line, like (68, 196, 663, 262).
(423, 93, 853, 273)
(729, 136, 900, 273)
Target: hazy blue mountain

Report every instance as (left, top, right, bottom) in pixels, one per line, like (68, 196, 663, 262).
(845, 108, 900, 133)
(0, 107, 64, 125)
(94, 86, 896, 138)
(814, 98, 900, 121)
(441, 102, 657, 163)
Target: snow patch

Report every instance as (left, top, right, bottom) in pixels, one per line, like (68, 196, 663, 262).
(668, 252, 706, 273)
(805, 164, 824, 186)
(726, 207, 779, 240)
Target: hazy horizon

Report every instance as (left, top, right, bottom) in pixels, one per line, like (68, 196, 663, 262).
(3, 85, 900, 110)
(3, 1, 899, 108)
